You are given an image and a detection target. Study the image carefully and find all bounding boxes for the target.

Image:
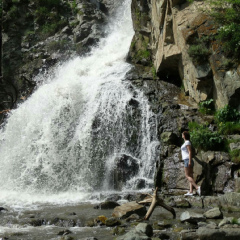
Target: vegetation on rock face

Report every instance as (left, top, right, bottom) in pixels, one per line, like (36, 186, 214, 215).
(198, 99, 214, 115)
(188, 122, 225, 151)
(188, 0, 240, 57)
(187, 36, 211, 64)
(188, 102, 240, 163)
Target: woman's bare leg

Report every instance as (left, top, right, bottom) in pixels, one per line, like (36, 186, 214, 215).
(185, 167, 198, 191)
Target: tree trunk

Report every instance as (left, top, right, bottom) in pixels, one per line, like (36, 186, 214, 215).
(138, 187, 176, 220)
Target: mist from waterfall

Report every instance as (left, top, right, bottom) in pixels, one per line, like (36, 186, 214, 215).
(0, 0, 160, 208)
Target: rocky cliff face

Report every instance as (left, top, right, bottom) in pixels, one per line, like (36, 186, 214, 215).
(128, 0, 240, 195)
(129, 0, 240, 110)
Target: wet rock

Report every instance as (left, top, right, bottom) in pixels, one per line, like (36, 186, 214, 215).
(174, 198, 191, 208)
(219, 192, 240, 208)
(105, 217, 121, 227)
(94, 201, 120, 209)
(180, 229, 198, 240)
(58, 229, 72, 236)
(0, 207, 8, 212)
(180, 211, 206, 224)
(203, 207, 223, 219)
(112, 201, 147, 219)
(95, 215, 107, 225)
(112, 154, 140, 190)
(125, 213, 140, 222)
(83, 238, 98, 240)
(160, 132, 180, 145)
(105, 194, 121, 202)
(203, 196, 221, 208)
(30, 219, 45, 226)
(219, 217, 234, 227)
(112, 226, 126, 235)
(197, 227, 240, 240)
(135, 223, 153, 237)
(155, 220, 172, 229)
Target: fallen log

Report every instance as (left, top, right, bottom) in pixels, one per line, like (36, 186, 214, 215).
(138, 187, 176, 220)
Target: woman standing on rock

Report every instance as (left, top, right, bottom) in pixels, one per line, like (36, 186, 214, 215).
(181, 131, 201, 196)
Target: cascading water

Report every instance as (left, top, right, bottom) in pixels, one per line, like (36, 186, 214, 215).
(0, 0, 160, 207)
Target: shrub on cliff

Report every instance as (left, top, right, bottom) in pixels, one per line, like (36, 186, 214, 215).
(188, 0, 240, 57)
(215, 105, 240, 123)
(188, 122, 225, 151)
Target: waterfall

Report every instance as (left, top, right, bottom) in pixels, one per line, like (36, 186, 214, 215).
(0, 0, 160, 206)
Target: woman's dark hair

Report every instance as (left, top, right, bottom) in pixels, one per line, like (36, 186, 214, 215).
(182, 131, 190, 140)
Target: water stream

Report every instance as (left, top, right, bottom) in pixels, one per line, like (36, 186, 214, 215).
(0, 0, 160, 209)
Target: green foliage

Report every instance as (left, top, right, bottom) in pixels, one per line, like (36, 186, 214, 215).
(151, 66, 157, 79)
(231, 217, 240, 224)
(48, 40, 69, 51)
(8, 5, 18, 18)
(188, 38, 210, 63)
(0, 0, 2, 17)
(35, 0, 62, 9)
(188, 122, 225, 151)
(199, 99, 214, 115)
(217, 23, 240, 55)
(230, 149, 240, 163)
(218, 122, 240, 135)
(206, 0, 240, 56)
(215, 105, 240, 123)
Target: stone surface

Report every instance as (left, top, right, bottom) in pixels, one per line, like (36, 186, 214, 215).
(219, 217, 234, 227)
(180, 211, 206, 224)
(203, 207, 223, 219)
(219, 192, 240, 208)
(112, 202, 147, 219)
(135, 223, 153, 237)
(105, 217, 121, 227)
(197, 226, 240, 240)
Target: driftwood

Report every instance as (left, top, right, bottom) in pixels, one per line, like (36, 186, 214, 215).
(138, 187, 176, 220)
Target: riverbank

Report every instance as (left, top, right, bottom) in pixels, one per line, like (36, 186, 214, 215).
(1, 192, 240, 240)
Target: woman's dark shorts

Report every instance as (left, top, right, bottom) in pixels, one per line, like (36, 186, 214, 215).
(184, 158, 194, 168)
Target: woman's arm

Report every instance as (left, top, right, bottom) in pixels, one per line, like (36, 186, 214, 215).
(187, 145, 192, 165)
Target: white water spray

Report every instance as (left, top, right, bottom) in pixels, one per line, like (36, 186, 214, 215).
(0, 0, 160, 207)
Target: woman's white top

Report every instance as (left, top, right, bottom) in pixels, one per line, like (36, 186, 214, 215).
(181, 140, 191, 160)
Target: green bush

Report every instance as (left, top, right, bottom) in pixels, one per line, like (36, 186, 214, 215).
(218, 121, 240, 135)
(199, 99, 214, 115)
(35, 0, 62, 9)
(217, 23, 240, 55)
(215, 105, 240, 123)
(188, 44, 210, 63)
(188, 122, 225, 151)
(230, 149, 240, 163)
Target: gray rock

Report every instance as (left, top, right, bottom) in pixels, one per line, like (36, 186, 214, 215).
(135, 223, 153, 237)
(83, 238, 98, 240)
(180, 211, 206, 224)
(197, 227, 240, 240)
(116, 230, 151, 240)
(94, 201, 120, 209)
(219, 217, 234, 227)
(203, 207, 223, 219)
(219, 192, 240, 207)
(180, 229, 198, 240)
(125, 213, 140, 222)
(112, 154, 140, 190)
(112, 201, 147, 219)
(105, 217, 121, 227)
(229, 142, 240, 151)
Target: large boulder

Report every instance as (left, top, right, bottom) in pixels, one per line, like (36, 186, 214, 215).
(180, 211, 206, 224)
(203, 207, 223, 219)
(112, 201, 147, 219)
(112, 154, 140, 190)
